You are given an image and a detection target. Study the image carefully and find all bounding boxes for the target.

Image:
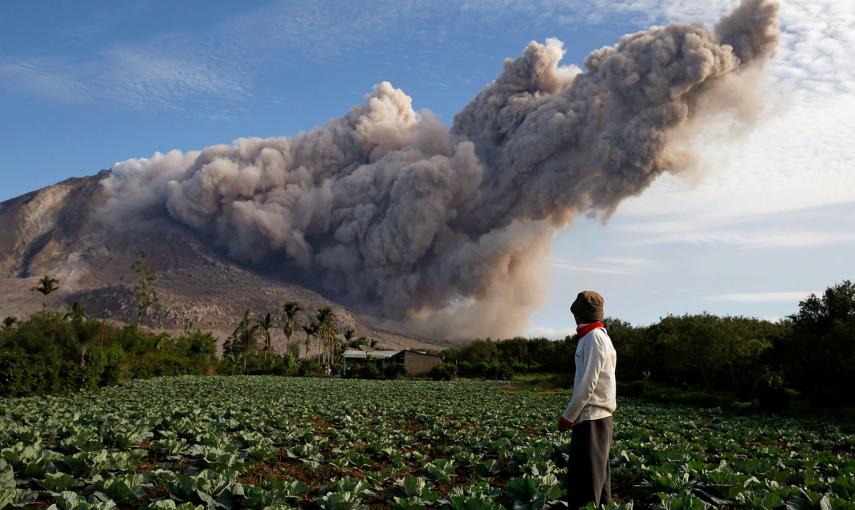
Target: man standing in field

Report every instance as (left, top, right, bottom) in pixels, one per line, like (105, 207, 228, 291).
(558, 290, 617, 508)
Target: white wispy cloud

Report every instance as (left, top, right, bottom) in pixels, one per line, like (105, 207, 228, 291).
(571, 0, 855, 100)
(769, 0, 855, 100)
(550, 256, 656, 276)
(0, 0, 431, 109)
(0, 47, 248, 110)
(608, 0, 855, 243)
(552, 262, 637, 276)
(625, 229, 855, 249)
(595, 256, 656, 269)
(523, 324, 574, 340)
(100, 47, 248, 109)
(3, 0, 851, 120)
(618, 96, 855, 220)
(0, 58, 91, 102)
(706, 291, 819, 303)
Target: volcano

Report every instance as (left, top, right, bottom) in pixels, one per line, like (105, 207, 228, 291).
(0, 0, 780, 346)
(0, 172, 446, 351)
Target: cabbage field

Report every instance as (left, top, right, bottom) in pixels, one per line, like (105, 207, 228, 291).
(1, 377, 853, 509)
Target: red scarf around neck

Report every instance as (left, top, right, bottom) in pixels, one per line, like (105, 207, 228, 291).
(576, 321, 605, 337)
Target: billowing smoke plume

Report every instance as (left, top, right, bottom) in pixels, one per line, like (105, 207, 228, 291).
(102, 0, 779, 338)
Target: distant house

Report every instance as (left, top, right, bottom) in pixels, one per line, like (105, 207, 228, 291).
(390, 350, 442, 375)
(341, 349, 441, 376)
(341, 349, 399, 373)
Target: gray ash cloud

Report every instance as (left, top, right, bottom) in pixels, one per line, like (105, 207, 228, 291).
(101, 0, 779, 338)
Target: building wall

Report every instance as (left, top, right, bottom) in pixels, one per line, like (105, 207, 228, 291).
(344, 358, 390, 371)
(401, 351, 441, 375)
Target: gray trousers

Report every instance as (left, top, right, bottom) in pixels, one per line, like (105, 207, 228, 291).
(566, 416, 613, 509)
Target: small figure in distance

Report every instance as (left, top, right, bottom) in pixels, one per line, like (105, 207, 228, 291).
(558, 290, 617, 509)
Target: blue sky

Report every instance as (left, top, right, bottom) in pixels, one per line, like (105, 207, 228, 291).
(1, 0, 853, 336)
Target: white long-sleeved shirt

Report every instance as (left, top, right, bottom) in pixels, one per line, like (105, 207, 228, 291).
(562, 326, 617, 424)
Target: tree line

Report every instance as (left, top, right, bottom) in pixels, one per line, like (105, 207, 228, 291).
(4, 265, 853, 408)
(0, 309, 217, 397)
(433, 281, 855, 408)
(219, 302, 377, 376)
(0, 252, 384, 396)
(0, 297, 372, 396)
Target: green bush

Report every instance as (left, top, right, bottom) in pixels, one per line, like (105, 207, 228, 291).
(0, 312, 217, 397)
(346, 363, 382, 380)
(383, 363, 406, 379)
(218, 351, 290, 376)
(780, 280, 855, 405)
(429, 363, 456, 381)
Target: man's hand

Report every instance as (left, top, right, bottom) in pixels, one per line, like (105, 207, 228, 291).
(558, 416, 573, 431)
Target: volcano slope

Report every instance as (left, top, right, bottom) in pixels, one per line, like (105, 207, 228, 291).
(0, 172, 445, 352)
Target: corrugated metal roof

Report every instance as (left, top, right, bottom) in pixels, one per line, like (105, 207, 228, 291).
(394, 350, 440, 358)
(341, 349, 399, 359)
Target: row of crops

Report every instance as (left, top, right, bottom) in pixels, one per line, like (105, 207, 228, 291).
(1, 377, 853, 509)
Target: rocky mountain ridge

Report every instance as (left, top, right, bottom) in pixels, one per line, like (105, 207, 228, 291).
(0, 172, 446, 353)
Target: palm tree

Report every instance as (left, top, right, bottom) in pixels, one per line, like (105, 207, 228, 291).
(257, 312, 275, 361)
(33, 275, 59, 313)
(131, 250, 160, 325)
(98, 309, 110, 348)
(344, 328, 355, 345)
(227, 310, 259, 373)
(64, 301, 86, 323)
(314, 307, 337, 374)
(302, 323, 317, 359)
(78, 337, 94, 368)
(282, 302, 301, 355)
(65, 302, 90, 367)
